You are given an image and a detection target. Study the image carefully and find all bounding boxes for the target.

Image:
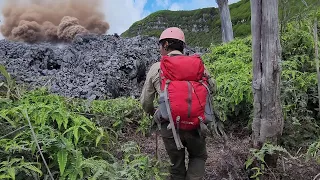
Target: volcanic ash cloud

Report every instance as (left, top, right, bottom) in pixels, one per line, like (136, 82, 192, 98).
(0, 0, 110, 43)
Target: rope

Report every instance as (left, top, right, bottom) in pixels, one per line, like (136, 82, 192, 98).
(22, 109, 55, 180)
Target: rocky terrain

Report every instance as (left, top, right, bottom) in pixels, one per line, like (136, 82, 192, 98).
(0, 34, 206, 100)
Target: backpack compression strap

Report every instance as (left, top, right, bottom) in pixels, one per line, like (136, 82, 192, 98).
(163, 80, 184, 150)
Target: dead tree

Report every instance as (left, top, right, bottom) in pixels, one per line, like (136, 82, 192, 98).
(314, 18, 320, 116)
(251, 0, 284, 167)
(216, 0, 234, 43)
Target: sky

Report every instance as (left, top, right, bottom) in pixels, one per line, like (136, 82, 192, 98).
(106, 0, 240, 34)
(0, 0, 241, 38)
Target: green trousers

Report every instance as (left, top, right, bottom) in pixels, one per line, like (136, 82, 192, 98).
(160, 122, 208, 180)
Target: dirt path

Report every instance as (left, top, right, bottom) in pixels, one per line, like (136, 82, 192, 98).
(128, 132, 250, 179)
(126, 131, 320, 180)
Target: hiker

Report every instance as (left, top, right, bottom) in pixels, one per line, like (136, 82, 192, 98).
(140, 27, 217, 180)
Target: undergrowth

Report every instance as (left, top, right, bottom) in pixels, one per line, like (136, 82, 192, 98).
(0, 66, 167, 180)
(202, 21, 319, 149)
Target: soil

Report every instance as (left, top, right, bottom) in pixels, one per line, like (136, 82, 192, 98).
(125, 130, 320, 180)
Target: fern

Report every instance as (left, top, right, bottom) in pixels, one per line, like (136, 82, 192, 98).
(245, 143, 292, 179)
(57, 150, 68, 176)
(0, 157, 42, 180)
(307, 140, 320, 163)
(118, 141, 169, 180)
(0, 87, 167, 180)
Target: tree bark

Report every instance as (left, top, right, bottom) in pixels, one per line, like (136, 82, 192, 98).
(250, 0, 284, 168)
(314, 19, 320, 116)
(216, 0, 234, 43)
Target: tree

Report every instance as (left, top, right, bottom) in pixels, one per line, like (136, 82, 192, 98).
(314, 18, 320, 116)
(250, 0, 284, 167)
(216, 0, 234, 43)
(279, 0, 320, 34)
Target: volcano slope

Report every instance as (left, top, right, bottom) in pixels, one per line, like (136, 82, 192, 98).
(0, 34, 205, 100)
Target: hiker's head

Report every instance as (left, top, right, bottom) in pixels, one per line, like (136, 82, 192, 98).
(159, 27, 185, 55)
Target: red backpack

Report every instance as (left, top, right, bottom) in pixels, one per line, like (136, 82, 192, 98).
(158, 54, 211, 131)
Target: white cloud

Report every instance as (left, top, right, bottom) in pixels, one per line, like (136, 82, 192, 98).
(169, 3, 181, 11)
(229, 0, 240, 4)
(103, 0, 148, 34)
(166, 0, 240, 11)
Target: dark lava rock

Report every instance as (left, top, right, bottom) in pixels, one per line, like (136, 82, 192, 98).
(0, 34, 207, 100)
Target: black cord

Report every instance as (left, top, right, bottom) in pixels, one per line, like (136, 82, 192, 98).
(190, 81, 215, 116)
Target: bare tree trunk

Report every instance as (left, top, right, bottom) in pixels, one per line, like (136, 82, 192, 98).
(216, 0, 234, 43)
(251, 0, 284, 168)
(314, 19, 320, 116)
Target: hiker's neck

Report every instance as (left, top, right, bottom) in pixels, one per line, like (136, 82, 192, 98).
(167, 50, 183, 56)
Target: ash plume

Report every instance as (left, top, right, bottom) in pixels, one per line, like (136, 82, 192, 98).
(0, 0, 110, 43)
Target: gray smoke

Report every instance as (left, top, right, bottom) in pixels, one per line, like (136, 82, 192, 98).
(0, 0, 110, 43)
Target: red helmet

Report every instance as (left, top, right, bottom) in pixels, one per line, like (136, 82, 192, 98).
(159, 27, 185, 43)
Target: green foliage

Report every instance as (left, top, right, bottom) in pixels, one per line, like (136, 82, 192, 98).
(122, 0, 320, 48)
(0, 66, 164, 180)
(280, 22, 320, 149)
(307, 139, 320, 163)
(68, 96, 152, 135)
(117, 141, 169, 180)
(203, 37, 253, 121)
(0, 157, 42, 180)
(122, 0, 251, 47)
(0, 65, 23, 100)
(0, 88, 114, 179)
(202, 21, 319, 148)
(245, 143, 291, 179)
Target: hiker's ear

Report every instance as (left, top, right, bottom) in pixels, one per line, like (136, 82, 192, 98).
(164, 41, 169, 51)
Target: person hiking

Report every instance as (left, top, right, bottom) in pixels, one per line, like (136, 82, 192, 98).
(140, 27, 217, 180)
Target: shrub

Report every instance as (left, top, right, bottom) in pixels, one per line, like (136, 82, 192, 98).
(202, 24, 319, 149)
(0, 68, 164, 180)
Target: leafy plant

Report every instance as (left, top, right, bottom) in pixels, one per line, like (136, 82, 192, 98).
(280, 22, 319, 149)
(117, 141, 169, 180)
(203, 37, 253, 122)
(202, 23, 319, 149)
(0, 64, 23, 100)
(307, 139, 320, 163)
(0, 81, 166, 180)
(0, 157, 42, 180)
(245, 143, 292, 179)
(68, 96, 152, 136)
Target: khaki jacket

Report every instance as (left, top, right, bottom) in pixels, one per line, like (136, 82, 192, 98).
(140, 50, 216, 115)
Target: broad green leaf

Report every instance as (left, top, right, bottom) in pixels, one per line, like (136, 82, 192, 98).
(57, 150, 68, 176)
(23, 165, 43, 176)
(80, 126, 90, 134)
(73, 126, 79, 145)
(95, 128, 104, 147)
(0, 174, 11, 179)
(0, 65, 11, 85)
(7, 168, 15, 180)
(245, 158, 254, 169)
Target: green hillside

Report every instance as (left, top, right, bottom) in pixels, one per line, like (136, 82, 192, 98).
(122, 0, 320, 47)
